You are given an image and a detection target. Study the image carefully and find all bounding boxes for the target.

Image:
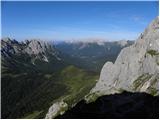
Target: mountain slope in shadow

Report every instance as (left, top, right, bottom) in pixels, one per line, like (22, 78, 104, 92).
(56, 91, 158, 119)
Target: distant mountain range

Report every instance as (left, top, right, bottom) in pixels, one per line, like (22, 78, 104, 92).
(55, 40, 134, 72)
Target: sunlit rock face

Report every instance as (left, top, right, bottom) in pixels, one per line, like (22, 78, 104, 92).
(45, 101, 68, 119)
(86, 17, 159, 102)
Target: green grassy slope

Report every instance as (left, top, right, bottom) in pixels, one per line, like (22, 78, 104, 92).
(60, 66, 98, 107)
(2, 63, 98, 119)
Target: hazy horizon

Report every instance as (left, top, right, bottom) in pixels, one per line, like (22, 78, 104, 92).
(2, 1, 158, 41)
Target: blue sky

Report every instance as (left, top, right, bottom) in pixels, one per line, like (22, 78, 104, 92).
(1, 1, 159, 41)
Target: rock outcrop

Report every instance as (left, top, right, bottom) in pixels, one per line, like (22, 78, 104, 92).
(45, 101, 68, 119)
(86, 17, 159, 102)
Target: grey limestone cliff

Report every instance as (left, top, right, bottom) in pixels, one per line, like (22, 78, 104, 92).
(86, 17, 159, 102)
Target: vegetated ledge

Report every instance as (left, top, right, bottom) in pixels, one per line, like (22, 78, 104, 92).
(133, 73, 159, 96)
(146, 49, 159, 57)
(55, 91, 159, 119)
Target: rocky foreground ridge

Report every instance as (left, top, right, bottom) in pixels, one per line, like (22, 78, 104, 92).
(86, 17, 159, 102)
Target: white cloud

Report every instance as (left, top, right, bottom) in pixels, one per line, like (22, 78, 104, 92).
(132, 16, 141, 21)
(130, 15, 148, 25)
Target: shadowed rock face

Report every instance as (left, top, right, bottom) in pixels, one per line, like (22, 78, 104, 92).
(86, 17, 159, 100)
(56, 92, 159, 119)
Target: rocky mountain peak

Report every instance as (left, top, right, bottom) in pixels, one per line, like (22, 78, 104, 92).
(24, 39, 55, 55)
(135, 17, 159, 51)
(1, 38, 22, 57)
(86, 17, 159, 102)
(1, 38, 58, 63)
(2, 37, 12, 43)
(1, 37, 19, 45)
